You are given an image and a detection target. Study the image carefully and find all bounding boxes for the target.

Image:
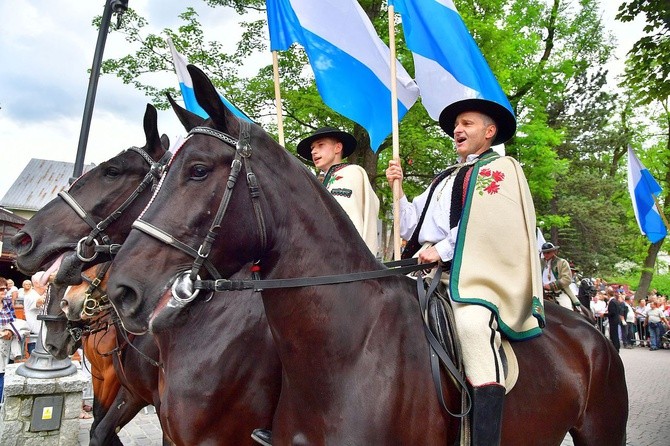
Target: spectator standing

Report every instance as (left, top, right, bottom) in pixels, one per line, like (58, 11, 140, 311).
(645, 301, 668, 351)
(606, 292, 621, 352)
(635, 299, 649, 347)
(591, 293, 607, 334)
(0, 277, 17, 401)
(16, 280, 31, 304)
(22, 275, 46, 355)
(623, 296, 636, 348)
(4, 280, 18, 319)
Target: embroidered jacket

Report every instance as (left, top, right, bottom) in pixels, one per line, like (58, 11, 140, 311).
(323, 163, 380, 256)
(401, 152, 545, 340)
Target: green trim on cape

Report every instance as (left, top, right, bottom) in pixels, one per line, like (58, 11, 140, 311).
(449, 152, 545, 341)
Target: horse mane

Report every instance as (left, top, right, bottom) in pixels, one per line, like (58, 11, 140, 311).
(185, 64, 380, 273)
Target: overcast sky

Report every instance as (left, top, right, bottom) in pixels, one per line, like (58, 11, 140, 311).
(0, 0, 646, 199)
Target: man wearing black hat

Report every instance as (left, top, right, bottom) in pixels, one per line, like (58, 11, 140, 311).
(297, 127, 380, 256)
(540, 242, 581, 310)
(386, 98, 544, 445)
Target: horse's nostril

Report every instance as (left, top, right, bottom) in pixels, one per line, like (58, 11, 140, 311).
(13, 232, 33, 254)
(60, 300, 69, 315)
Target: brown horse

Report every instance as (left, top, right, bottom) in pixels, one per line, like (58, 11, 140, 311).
(13, 103, 281, 445)
(106, 65, 628, 445)
(13, 104, 170, 280)
(42, 281, 166, 446)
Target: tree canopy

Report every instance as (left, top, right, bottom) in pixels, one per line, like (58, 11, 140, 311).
(98, 0, 668, 279)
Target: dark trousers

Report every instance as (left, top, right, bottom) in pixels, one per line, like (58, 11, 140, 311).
(608, 320, 620, 352)
(637, 319, 647, 345)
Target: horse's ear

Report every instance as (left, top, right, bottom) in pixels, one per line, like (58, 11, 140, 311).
(187, 64, 237, 134)
(143, 104, 163, 158)
(166, 93, 204, 131)
(160, 134, 170, 150)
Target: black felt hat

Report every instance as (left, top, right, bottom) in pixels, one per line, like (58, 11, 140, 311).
(438, 99, 516, 146)
(296, 127, 357, 161)
(541, 242, 560, 253)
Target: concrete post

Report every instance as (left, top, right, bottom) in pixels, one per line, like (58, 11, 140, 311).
(0, 363, 88, 445)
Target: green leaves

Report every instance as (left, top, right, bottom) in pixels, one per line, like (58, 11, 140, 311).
(97, 0, 665, 269)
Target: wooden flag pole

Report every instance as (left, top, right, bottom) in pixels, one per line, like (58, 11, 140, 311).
(388, 5, 402, 261)
(272, 50, 286, 147)
(652, 194, 670, 231)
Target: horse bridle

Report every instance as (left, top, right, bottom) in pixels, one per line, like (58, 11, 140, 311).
(58, 146, 172, 263)
(37, 283, 84, 342)
(132, 121, 268, 306)
(80, 262, 113, 318)
(126, 123, 470, 414)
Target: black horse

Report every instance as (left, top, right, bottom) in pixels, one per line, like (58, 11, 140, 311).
(13, 102, 281, 445)
(106, 65, 628, 445)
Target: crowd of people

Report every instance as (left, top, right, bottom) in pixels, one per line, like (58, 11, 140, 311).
(588, 280, 670, 352)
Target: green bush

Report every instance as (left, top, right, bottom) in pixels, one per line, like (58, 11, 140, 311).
(605, 274, 670, 296)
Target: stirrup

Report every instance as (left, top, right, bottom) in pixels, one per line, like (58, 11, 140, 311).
(251, 428, 273, 446)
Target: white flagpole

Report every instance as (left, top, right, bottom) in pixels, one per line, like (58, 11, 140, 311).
(272, 50, 286, 147)
(388, 5, 401, 260)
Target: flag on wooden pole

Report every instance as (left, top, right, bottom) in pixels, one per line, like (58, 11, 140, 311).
(266, 0, 419, 151)
(627, 146, 667, 243)
(168, 39, 252, 122)
(389, 0, 513, 122)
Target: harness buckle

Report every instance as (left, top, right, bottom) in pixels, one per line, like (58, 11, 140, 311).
(212, 279, 232, 291)
(76, 237, 99, 262)
(196, 244, 210, 259)
(247, 172, 260, 198)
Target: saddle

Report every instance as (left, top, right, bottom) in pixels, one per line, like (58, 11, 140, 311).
(427, 282, 519, 394)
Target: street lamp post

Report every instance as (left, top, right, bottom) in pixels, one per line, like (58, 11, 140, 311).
(72, 0, 129, 180)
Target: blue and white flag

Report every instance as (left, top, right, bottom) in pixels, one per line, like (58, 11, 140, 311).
(167, 39, 252, 122)
(627, 146, 667, 243)
(389, 0, 513, 121)
(266, 0, 419, 151)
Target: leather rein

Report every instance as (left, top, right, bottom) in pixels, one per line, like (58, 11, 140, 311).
(124, 123, 468, 417)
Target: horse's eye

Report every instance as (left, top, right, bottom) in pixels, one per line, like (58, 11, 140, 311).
(190, 164, 209, 180)
(104, 166, 121, 178)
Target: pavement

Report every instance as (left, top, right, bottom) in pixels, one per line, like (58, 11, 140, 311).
(78, 345, 670, 445)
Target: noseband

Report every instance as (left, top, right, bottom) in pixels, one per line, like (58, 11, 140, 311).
(37, 284, 84, 342)
(58, 146, 172, 263)
(132, 121, 267, 306)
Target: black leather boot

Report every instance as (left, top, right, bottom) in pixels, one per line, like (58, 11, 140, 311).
(471, 384, 505, 446)
(251, 428, 273, 446)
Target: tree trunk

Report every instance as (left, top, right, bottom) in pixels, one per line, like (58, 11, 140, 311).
(634, 239, 665, 301)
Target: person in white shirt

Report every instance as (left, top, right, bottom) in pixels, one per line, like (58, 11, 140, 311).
(386, 98, 543, 445)
(623, 296, 636, 348)
(22, 275, 46, 355)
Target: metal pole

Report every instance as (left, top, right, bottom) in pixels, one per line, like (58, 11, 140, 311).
(72, 0, 128, 180)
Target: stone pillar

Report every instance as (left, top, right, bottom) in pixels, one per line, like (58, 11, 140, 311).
(0, 363, 88, 445)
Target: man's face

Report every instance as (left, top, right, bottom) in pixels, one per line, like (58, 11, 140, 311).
(310, 137, 343, 171)
(542, 250, 557, 261)
(6, 280, 14, 288)
(453, 111, 496, 160)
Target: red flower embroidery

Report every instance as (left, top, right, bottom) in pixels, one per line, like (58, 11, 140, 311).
(475, 168, 505, 196)
(492, 171, 505, 182)
(484, 182, 500, 194)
